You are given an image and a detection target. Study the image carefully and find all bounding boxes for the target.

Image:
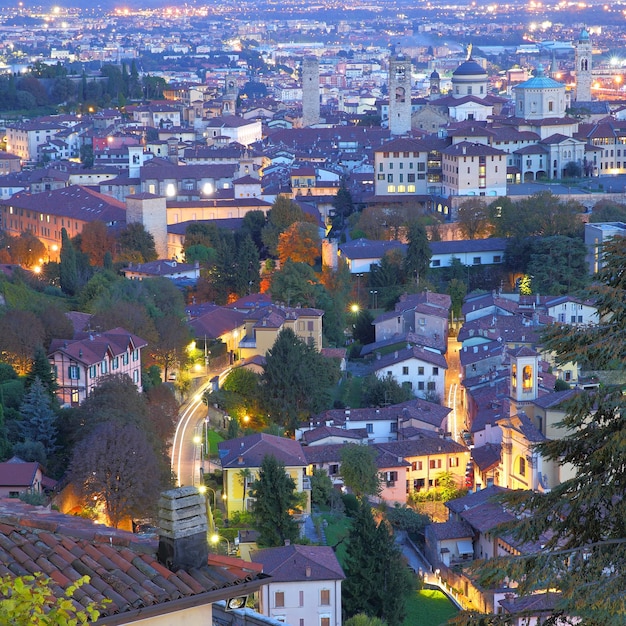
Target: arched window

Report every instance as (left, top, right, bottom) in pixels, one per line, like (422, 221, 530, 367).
(522, 365, 533, 391)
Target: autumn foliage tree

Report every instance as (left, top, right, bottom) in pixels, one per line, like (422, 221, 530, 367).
(277, 221, 321, 266)
(78, 220, 114, 266)
(70, 421, 162, 528)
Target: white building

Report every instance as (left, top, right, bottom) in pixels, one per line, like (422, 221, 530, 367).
(252, 545, 345, 626)
(441, 141, 507, 197)
(373, 137, 429, 196)
(370, 345, 448, 403)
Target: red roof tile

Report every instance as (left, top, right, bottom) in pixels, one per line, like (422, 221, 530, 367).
(0, 497, 268, 621)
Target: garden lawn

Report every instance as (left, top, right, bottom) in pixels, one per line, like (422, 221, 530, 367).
(206, 430, 224, 458)
(402, 588, 458, 626)
(319, 513, 351, 567)
(336, 376, 364, 409)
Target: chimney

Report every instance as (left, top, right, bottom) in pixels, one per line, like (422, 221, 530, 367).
(157, 487, 208, 572)
(285, 539, 291, 546)
(305, 566, 311, 577)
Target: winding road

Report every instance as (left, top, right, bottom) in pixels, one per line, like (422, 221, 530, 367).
(170, 365, 233, 487)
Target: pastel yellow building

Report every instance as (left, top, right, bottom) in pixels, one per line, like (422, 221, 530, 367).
(218, 433, 310, 519)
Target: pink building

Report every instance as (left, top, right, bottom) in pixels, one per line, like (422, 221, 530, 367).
(48, 327, 147, 407)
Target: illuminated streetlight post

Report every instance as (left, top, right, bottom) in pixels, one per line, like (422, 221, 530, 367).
(211, 531, 232, 555)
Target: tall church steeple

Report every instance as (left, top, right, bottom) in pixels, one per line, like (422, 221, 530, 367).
(575, 28, 593, 102)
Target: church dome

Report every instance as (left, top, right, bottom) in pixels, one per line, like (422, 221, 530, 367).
(430, 69, 440, 79)
(579, 28, 590, 41)
(453, 59, 487, 77)
(514, 64, 564, 90)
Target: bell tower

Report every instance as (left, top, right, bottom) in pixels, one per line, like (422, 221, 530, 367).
(575, 28, 593, 102)
(509, 346, 539, 406)
(388, 54, 412, 136)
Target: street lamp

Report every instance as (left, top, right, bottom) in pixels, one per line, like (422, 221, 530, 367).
(369, 289, 378, 310)
(199, 485, 216, 534)
(355, 273, 363, 304)
(211, 531, 231, 554)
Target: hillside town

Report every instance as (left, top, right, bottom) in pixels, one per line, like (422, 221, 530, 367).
(0, 1, 624, 625)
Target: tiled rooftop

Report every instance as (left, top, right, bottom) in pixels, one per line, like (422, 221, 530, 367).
(0, 497, 266, 621)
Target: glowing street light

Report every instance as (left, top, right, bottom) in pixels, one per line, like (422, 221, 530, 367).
(211, 531, 231, 554)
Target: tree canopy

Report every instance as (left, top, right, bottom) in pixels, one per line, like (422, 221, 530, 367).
(70, 421, 163, 528)
(468, 237, 626, 625)
(340, 444, 381, 499)
(250, 454, 300, 547)
(262, 328, 339, 431)
(343, 500, 413, 626)
(0, 573, 106, 625)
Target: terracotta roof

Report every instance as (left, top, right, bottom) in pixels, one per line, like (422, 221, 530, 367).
(499, 591, 562, 615)
(428, 520, 474, 541)
(338, 238, 406, 260)
(0, 185, 125, 223)
(311, 398, 450, 429)
(251, 545, 344, 582)
(531, 389, 578, 409)
(460, 501, 515, 533)
(0, 458, 42, 488)
(431, 237, 508, 257)
(48, 327, 148, 367)
(497, 412, 546, 444)
(369, 344, 448, 372)
(218, 433, 307, 468)
(447, 484, 508, 515)
(301, 425, 366, 445)
(302, 443, 345, 464)
(189, 307, 246, 340)
(396, 291, 451, 312)
(226, 293, 272, 311)
(0, 498, 267, 622)
(442, 141, 506, 157)
(376, 434, 467, 458)
(471, 443, 502, 472)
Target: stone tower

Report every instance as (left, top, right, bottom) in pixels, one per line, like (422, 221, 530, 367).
(388, 54, 412, 136)
(575, 28, 593, 102)
(301, 56, 320, 127)
(222, 74, 238, 115)
(125, 193, 168, 260)
(429, 69, 441, 99)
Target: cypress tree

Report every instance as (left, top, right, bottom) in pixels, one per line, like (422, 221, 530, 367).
(250, 454, 299, 547)
(59, 227, 78, 295)
(19, 377, 58, 458)
(26, 346, 57, 399)
(343, 500, 413, 626)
